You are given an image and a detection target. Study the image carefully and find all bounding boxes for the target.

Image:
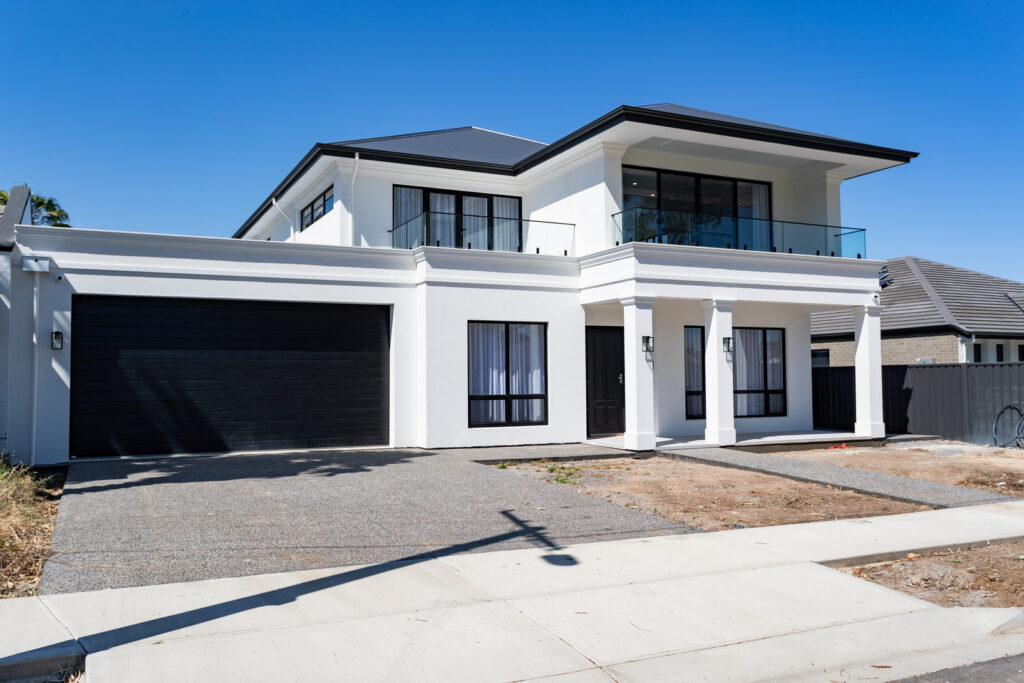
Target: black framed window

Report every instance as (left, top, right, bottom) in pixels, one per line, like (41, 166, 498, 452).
(1018, 345, 1024, 362)
(468, 322, 547, 427)
(393, 185, 522, 251)
(973, 343, 983, 362)
(811, 349, 830, 368)
(683, 326, 705, 419)
(300, 186, 334, 231)
(622, 166, 772, 220)
(734, 328, 786, 417)
(997, 344, 1005, 362)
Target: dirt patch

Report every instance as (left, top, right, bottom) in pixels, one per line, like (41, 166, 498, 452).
(844, 540, 1024, 608)
(0, 462, 65, 598)
(499, 457, 930, 531)
(773, 440, 1024, 497)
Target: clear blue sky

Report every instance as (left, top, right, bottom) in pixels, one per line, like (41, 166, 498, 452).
(4, 1, 1022, 280)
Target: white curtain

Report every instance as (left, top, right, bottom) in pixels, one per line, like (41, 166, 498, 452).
(393, 187, 423, 248)
(509, 323, 545, 422)
(462, 196, 488, 250)
(684, 326, 704, 418)
(734, 328, 765, 417)
(468, 323, 506, 424)
(492, 197, 520, 252)
(429, 193, 456, 248)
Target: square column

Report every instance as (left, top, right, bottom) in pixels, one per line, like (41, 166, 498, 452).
(702, 299, 736, 446)
(621, 296, 656, 451)
(854, 304, 886, 438)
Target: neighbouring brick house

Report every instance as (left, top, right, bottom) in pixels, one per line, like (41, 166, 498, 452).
(811, 256, 1024, 366)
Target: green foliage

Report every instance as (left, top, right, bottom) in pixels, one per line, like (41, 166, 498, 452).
(0, 191, 70, 227)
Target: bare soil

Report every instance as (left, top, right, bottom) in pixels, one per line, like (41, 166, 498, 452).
(775, 440, 1024, 497)
(0, 463, 64, 598)
(499, 456, 930, 531)
(845, 540, 1024, 608)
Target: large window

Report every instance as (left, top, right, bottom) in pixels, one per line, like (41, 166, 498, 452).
(468, 322, 547, 427)
(734, 328, 786, 417)
(393, 186, 522, 251)
(300, 186, 334, 231)
(684, 326, 705, 419)
(622, 167, 772, 220)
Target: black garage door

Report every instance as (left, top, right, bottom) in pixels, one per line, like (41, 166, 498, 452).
(69, 295, 389, 458)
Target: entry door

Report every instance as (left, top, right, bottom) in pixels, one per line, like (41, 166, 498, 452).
(586, 326, 625, 436)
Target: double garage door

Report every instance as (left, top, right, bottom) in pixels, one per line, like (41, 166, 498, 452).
(69, 295, 390, 458)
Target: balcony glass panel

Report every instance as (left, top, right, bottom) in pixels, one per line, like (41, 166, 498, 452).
(390, 212, 575, 255)
(612, 208, 866, 258)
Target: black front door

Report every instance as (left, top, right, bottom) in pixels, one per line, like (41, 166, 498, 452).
(586, 326, 625, 436)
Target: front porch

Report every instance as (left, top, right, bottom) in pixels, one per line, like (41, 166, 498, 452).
(579, 242, 887, 452)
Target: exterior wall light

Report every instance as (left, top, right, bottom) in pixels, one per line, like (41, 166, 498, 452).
(642, 335, 654, 353)
(723, 336, 735, 353)
(51, 331, 64, 350)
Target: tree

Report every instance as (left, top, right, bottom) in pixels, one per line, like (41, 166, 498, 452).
(0, 190, 70, 226)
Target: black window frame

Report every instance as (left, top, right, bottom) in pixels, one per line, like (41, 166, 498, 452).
(622, 165, 773, 220)
(393, 185, 523, 251)
(811, 349, 831, 368)
(300, 186, 335, 231)
(1018, 344, 1024, 363)
(683, 325, 706, 419)
(733, 327, 787, 418)
(974, 343, 983, 362)
(996, 344, 1005, 362)
(467, 321, 548, 428)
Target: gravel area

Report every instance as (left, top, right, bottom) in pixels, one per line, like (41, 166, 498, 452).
(663, 447, 1012, 508)
(40, 447, 691, 594)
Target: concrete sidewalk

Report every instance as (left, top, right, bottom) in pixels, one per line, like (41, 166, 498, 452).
(7, 501, 1024, 681)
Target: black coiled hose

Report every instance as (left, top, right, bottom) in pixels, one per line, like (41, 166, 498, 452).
(993, 402, 1024, 448)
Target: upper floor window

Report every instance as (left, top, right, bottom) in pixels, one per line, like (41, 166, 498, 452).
(622, 166, 771, 220)
(393, 185, 522, 251)
(300, 186, 334, 231)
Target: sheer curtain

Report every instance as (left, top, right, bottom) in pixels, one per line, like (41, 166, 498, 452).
(734, 328, 765, 417)
(683, 326, 705, 418)
(393, 187, 423, 248)
(492, 197, 520, 252)
(462, 196, 488, 250)
(468, 323, 506, 424)
(509, 323, 545, 422)
(429, 193, 456, 248)
(737, 181, 771, 251)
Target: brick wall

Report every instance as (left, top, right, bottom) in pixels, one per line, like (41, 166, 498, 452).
(811, 333, 961, 367)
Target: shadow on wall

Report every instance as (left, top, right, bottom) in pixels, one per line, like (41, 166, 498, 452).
(10, 509, 576, 663)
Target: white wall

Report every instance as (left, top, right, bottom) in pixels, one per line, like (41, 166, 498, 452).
(966, 338, 1024, 363)
(9, 228, 586, 464)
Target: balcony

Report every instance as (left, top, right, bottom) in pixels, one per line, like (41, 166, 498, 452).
(390, 212, 576, 256)
(612, 208, 867, 259)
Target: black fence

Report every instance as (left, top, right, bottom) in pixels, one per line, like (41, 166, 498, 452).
(812, 362, 1024, 445)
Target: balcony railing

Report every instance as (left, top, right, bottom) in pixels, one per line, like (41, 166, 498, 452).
(612, 208, 867, 259)
(390, 212, 576, 256)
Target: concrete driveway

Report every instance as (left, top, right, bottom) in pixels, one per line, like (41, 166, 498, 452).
(41, 445, 691, 593)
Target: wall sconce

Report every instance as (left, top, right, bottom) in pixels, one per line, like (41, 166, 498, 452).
(723, 336, 735, 353)
(51, 331, 64, 350)
(642, 335, 654, 353)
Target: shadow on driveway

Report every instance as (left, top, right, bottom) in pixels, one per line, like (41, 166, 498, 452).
(42, 448, 691, 593)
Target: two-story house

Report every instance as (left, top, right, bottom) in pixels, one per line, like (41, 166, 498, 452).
(3, 104, 916, 465)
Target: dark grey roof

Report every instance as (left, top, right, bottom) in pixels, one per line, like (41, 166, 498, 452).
(811, 257, 1024, 338)
(334, 127, 546, 166)
(638, 103, 856, 142)
(235, 104, 918, 238)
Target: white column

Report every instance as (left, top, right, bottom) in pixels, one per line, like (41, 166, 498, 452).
(702, 299, 736, 446)
(621, 296, 656, 451)
(854, 304, 886, 438)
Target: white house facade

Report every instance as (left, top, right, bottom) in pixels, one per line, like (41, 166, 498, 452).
(3, 104, 916, 465)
